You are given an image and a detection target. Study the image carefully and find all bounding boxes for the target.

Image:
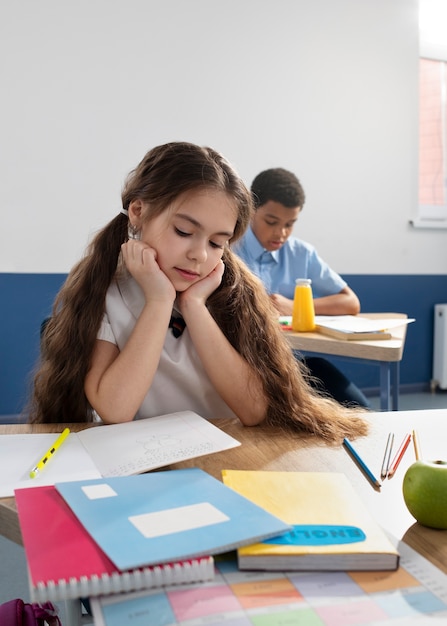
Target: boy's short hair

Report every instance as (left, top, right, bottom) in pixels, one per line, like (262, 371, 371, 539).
(251, 168, 306, 209)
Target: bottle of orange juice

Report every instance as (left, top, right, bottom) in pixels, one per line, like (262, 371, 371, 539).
(291, 278, 315, 332)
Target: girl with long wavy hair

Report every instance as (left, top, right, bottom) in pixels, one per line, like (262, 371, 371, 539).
(30, 141, 367, 443)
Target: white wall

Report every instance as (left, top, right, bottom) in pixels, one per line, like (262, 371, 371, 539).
(2, 0, 442, 275)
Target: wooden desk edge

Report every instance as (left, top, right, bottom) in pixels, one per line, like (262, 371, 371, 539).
(3, 413, 447, 577)
(0, 499, 23, 545)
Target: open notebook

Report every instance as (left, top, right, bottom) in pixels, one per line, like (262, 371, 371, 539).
(1, 410, 240, 497)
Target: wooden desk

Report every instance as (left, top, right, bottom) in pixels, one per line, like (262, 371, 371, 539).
(284, 313, 408, 411)
(1, 408, 447, 576)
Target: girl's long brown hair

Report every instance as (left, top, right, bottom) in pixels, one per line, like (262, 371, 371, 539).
(30, 142, 368, 443)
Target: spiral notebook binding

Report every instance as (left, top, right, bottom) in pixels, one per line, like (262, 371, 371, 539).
(31, 557, 215, 603)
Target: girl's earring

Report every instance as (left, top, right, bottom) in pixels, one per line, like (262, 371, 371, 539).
(128, 223, 141, 240)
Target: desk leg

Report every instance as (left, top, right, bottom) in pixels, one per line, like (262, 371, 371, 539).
(379, 362, 400, 411)
(391, 361, 400, 411)
(379, 363, 391, 411)
(63, 599, 82, 626)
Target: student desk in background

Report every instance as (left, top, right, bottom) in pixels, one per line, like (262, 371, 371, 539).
(1, 408, 446, 624)
(284, 312, 408, 411)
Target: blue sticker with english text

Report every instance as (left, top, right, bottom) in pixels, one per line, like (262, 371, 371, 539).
(263, 525, 366, 546)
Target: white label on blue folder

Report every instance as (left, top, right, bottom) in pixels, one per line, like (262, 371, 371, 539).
(263, 525, 366, 546)
(82, 484, 118, 499)
(129, 502, 230, 538)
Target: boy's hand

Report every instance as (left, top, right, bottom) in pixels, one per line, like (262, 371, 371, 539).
(269, 293, 293, 316)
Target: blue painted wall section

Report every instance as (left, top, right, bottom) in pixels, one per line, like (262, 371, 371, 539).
(0, 273, 67, 415)
(1, 273, 446, 415)
(336, 275, 447, 393)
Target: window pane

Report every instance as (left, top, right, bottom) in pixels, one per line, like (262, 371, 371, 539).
(419, 58, 447, 218)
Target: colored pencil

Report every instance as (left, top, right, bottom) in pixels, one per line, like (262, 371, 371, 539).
(387, 433, 412, 479)
(380, 432, 394, 480)
(343, 437, 381, 490)
(412, 429, 422, 460)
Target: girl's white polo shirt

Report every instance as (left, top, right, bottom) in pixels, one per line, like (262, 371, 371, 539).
(97, 273, 237, 422)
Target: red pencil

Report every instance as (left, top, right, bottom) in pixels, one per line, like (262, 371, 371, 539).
(387, 433, 412, 479)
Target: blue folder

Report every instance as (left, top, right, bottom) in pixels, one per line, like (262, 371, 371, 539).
(55, 468, 290, 571)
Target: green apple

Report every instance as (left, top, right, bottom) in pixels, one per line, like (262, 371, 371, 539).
(402, 460, 447, 529)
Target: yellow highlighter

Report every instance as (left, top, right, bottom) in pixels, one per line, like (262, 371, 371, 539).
(29, 428, 70, 478)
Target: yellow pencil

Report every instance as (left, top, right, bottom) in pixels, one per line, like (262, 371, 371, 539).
(412, 429, 422, 460)
(29, 428, 70, 478)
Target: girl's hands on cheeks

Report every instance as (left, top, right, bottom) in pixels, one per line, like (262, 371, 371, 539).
(121, 240, 175, 303)
(178, 260, 225, 308)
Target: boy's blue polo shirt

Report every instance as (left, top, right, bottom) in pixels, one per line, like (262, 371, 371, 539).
(233, 226, 346, 300)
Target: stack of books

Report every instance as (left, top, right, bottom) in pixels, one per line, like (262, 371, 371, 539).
(314, 315, 414, 341)
(14, 415, 400, 608)
(279, 314, 414, 341)
(15, 468, 290, 602)
(87, 470, 400, 625)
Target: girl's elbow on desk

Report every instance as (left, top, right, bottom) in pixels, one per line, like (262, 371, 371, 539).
(85, 386, 137, 424)
(235, 406, 268, 427)
(85, 381, 139, 424)
(229, 386, 268, 427)
(92, 406, 137, 425)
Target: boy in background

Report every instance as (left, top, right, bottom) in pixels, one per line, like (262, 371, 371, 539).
(233, 167, 369, 408)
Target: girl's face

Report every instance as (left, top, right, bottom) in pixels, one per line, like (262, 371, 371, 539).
(140, 189, 237, 291)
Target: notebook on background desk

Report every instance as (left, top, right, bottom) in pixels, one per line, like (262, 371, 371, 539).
(314, 316, 414, 341)
(279, 315, 414, 341)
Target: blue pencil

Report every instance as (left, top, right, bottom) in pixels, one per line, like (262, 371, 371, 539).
(343, 437, 381, 490)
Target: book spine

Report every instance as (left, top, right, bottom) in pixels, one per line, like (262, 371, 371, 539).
(30, 557, 215, 602)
